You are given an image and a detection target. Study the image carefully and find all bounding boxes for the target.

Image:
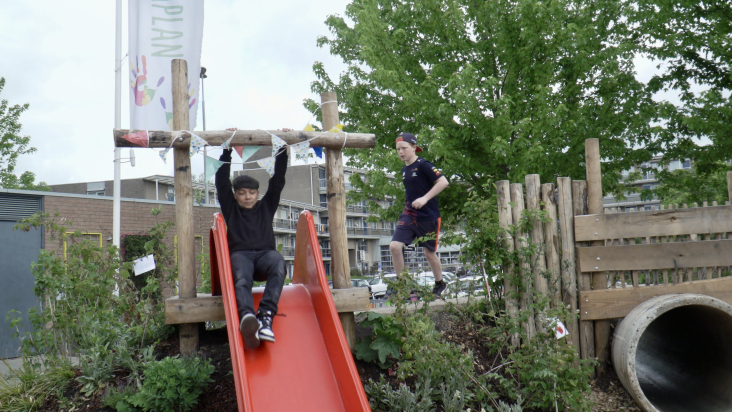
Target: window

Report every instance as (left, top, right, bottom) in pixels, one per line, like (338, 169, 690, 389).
(347, 218, 354, 228)
(320, 194, 327, 207)
(87, 190, 105, 196)
(86, 181, 105, 196)
(320, 217, 328, 226)
(682, 159, 691, 169)
(319, 168, 326, 179)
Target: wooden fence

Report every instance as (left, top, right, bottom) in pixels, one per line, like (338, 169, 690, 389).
(497, 139, 732, 377)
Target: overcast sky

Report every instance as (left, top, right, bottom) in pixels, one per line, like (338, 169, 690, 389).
(1, 0, 350, 186)
(1, 1, 693, 187)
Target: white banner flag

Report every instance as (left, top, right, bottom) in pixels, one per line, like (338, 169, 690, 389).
(128, 0, 204, 130)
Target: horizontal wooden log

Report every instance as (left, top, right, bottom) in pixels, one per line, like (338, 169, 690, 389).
(114, 129, 375, 149)
(165, 288, 370, 324)
(580, 276, 732, 320)
(575, 205, 732, 241)
(577, 239, 732, 272)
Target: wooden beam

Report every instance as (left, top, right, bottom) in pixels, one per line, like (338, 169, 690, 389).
(575, 205, 732, 242)
(579, 276, 732, 320)
(165, 289, 370, 324)
(511, 183, 535, 340)
(572, 180, 595, 365)
(172, 59, 199, 355)
(586, 138, 610, 378)
(557, 178, 580, 357)
(321, 91, 355, 352)
(113, 129, 375, 149)
(578, 239, 732, 272)
(541, 183, 561, 309)
(496, 180, 519, 347)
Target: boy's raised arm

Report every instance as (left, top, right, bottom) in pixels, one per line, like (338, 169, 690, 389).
(215, 149, 235, 215)
(263, 147, 288, 210)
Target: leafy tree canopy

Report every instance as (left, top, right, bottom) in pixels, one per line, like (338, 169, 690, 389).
(0, 77, 49, 191)
(630, 0, 732, 186)
(308, 0, 661, 223)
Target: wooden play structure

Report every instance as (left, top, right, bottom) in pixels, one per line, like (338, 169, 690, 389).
(113, 59, 373, 355)
(497, 138, 732, 382)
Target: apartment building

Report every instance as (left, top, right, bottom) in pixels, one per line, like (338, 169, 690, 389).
(603, 157, 691, 211)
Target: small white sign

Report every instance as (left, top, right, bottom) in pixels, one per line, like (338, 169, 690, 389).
(133, 254, 156, 276)
(548, 317, 569, 339)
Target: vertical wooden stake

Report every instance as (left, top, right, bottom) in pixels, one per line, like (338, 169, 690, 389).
(320, 92, 355, 351)
(510, 183, 535, 340)
(572, 180, 595, 370)
(525, 174, 547, 333)
(541, 183, 561, 309)
(727, 171, 732, 204)
(557, 178, 580, 358)
(585, 138, 609, 378)
(496, 181, 519, 347)
(172, 59, 198, 354)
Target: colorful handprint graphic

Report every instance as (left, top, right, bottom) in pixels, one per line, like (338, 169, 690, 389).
(159, 83, 197, 129)
(130, 55, 164, 106)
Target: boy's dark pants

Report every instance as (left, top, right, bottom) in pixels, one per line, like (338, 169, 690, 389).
(230, 250, 286, 319)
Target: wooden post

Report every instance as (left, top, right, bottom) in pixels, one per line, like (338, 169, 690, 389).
(728, 171, 732, 204)
(320, 92, 355, 351)
(585, 138, 609, 377)
(510, 183, 535, 339)
(525, 174, 547, 333)
(172, 59, 198, 355)
(497, 181, 519, 347)
(556, 178, 580, 358)
(572, 180, 595, 368)
(541, 183, 561, 309)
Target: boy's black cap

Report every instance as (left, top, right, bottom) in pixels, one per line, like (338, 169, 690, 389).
(395, 132, 422, 152)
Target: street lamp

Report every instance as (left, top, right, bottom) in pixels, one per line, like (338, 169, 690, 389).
(201, 67, 209, 204)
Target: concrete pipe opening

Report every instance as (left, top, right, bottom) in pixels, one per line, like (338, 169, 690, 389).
(612, 294, 732, 412)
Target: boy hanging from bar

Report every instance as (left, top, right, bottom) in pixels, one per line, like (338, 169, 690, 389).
(215, 128, 289, 348)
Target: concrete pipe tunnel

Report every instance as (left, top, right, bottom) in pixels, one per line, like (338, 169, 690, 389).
(612, 294, 732, 412)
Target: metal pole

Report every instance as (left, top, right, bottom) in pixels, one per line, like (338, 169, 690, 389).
(113, 0, 122, 248)
(201, 67, 208, 205)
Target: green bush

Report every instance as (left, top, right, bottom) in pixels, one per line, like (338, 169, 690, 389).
(126, 356, 214, 412)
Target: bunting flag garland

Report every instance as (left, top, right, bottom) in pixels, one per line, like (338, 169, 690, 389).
(270, 134, 287, 157)
(220, 130, 236, 150)
(121, 130, 149, 147)
(189, 133, 207, 157)
(303, 124, 322, 158)
(205, 156, 225, 183)
(329, 123, 345, 133)
(234, 146, 261, 161)
(257, 157, 276, 177)
(159, 148, 171, 164)
(291, 141, 311, 162)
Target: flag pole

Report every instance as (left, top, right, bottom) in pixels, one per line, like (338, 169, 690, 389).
(113, 0, 122, 249)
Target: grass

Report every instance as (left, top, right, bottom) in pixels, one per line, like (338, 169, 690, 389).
(0, 358, 74, 412)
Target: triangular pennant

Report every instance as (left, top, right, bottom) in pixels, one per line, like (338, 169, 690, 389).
(270, 134, 287, 158)
(159, 148, 171, 164)
(221, 130, 236, 150)
(313, 147, 323, 159)
(121, 130, 149, 148)
(328, 123, 344, 133)
(291, 141, 311, 162)
(303, 123, 315, 132)
(205, 156, 225, 183)
(189, 133, 207, 157)
(234, 146, 261, 161)
(257, 157, 276, 177)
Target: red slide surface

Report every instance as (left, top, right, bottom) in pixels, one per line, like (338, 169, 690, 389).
(210, 211, 371, 412)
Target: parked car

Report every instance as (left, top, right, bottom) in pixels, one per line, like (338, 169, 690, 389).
(419, 271, 455, 283)
(352, 279, 371, 293)
(444, 276, 488, 298)
(368, 276, 391, 298)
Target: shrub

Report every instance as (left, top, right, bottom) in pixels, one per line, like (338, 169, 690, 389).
(126, 356, 214, 412)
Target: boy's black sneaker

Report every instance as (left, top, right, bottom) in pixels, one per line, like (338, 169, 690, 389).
(240, 313, 260, 349)
(257, 310, 275, 343)
(432, 280, 447, 297)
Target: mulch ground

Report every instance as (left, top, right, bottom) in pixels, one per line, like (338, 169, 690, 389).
(39, 313, 639, 412)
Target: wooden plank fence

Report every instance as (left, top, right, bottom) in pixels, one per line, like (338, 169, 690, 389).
(497, 142, 732, 378)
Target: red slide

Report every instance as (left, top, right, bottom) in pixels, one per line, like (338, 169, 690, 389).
(210, 211, 371, 412)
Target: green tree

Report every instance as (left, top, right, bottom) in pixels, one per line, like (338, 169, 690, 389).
(644, 163, 732, 206)
(631, 0, 732, 186)
(308, 0, 660, 225)
(0, 77, 49, 190)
